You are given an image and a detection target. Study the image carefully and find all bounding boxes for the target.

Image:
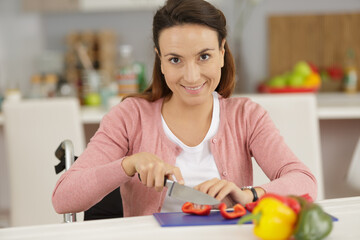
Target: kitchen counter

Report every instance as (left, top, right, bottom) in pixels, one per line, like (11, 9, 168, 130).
(1, 196, 359, 240)
(0, 93, 359, 124)
(316, 93, 360, 119)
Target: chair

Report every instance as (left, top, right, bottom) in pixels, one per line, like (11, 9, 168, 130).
(347, 137, 360, 191)
(3, 97, 85, 226)
(234, 93, 325, 200)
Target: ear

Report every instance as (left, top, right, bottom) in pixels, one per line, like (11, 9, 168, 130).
(155, 48, 164, 74)
(220, 39, 226, 68)
(155, 47, 160, 57)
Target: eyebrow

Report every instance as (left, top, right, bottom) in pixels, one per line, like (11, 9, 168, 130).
(164, 48, 215, 57)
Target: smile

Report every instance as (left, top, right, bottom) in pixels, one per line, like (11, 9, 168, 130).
(183, 83, 205, 90)
(185, 85, 202, 90)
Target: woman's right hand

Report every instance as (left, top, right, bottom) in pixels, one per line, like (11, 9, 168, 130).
(121, 152, 184, 192)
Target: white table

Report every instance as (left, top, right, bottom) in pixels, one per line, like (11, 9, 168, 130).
(0, 196, 360, 240)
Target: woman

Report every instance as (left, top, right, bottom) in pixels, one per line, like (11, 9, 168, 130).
(52, 0, 317, 217)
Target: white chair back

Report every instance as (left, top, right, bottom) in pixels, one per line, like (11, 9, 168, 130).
(347, 137, 360, 191)
(3, 98, 85, 226)
(234, 93, 324, 200)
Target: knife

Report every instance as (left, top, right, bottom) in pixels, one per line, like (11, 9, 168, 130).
(165, 178, 220, 205)
(138, 174, 220, 205)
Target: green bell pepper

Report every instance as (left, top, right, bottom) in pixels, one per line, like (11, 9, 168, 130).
(293, 197, 333, 240)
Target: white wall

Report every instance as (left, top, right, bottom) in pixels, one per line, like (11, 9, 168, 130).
(0, 0, 44, 94)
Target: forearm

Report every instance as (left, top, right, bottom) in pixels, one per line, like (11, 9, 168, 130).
(52, 158, 131, 214)
(249, 106, 317, 200)
(260, 171, 317, 200)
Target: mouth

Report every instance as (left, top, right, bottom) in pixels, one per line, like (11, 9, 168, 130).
(182, 82, 206, 91)
(184, 84, 204, 91)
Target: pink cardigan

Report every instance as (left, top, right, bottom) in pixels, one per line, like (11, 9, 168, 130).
(52, 93, 317, 217)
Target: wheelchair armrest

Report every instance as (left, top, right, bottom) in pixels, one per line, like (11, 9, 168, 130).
(54, 140, 78, 174)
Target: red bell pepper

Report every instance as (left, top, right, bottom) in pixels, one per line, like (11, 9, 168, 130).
(219, 203, 246, 219)
(299, 193, 313, 203)
(245, 193, 302, 214)
(182, 202, 211, 216)
(245, 201, 258, 213)
(261, 193, 301, 214)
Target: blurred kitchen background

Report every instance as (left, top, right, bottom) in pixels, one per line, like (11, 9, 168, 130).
(0, 0, 360, 102)
(0, 0, 360, 228)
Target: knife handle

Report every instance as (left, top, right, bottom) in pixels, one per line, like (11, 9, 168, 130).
(137, 173, 167, 186)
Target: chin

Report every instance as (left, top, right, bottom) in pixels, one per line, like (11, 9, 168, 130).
(183, 93, 211, 106)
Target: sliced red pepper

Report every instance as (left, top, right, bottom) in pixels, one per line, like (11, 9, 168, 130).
(181, 202, 211, 216)
(219, 203, 246, 219)
(245, 201, 258, 213)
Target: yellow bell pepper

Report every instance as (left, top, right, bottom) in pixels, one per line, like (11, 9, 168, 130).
(239, 198, 297, 240)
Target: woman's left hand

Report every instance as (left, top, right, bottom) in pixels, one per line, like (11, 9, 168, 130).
(194, 178, 253, 207)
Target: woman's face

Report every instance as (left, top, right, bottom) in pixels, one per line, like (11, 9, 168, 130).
(158, 24, 225, 107)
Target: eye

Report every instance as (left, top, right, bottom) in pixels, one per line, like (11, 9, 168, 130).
(169, 57, 181, 64)
(200, 53, 210, 61)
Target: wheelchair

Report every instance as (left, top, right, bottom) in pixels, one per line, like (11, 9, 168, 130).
(54, 140, 124, 222)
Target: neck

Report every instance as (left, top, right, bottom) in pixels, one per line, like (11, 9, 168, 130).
(161, 94, 214, 147)
(162, 94, 213, 121)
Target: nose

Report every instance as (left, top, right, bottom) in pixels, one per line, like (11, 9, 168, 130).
(183, 61, 200, 83)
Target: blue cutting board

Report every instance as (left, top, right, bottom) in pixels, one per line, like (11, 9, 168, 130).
(153, 210, 338, 227)
(153, 210, 252, 227)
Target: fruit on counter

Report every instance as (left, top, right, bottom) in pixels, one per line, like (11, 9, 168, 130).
(294, 61, 312, 78)
(267, 75, 287, 88)
(264, 61, 321, 91)
(84, 93, 101, 106)
(287, 73, 305, 87)
(239, 193, 333, 240)
(326, 65, 344, 81)
(304, 72, 321, 88)
(307, 62, 319, 73)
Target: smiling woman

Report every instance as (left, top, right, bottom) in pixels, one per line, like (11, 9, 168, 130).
(158, 24, 225, 108)
(52, 0, 317, 219)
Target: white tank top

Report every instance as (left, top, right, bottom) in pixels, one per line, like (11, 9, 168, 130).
(161, 92, 221, 212)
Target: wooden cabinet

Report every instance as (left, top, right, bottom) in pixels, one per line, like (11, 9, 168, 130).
(268, 13, 360, 91)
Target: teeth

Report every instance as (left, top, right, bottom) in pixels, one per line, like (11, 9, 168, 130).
(185, 84, 203, 90)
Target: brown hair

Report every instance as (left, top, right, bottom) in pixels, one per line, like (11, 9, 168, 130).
(125, 0, 235, 101)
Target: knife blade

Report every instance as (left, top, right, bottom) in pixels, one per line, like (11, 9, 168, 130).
(165, 179, 220, 205)
(137, 174, 220, 205)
